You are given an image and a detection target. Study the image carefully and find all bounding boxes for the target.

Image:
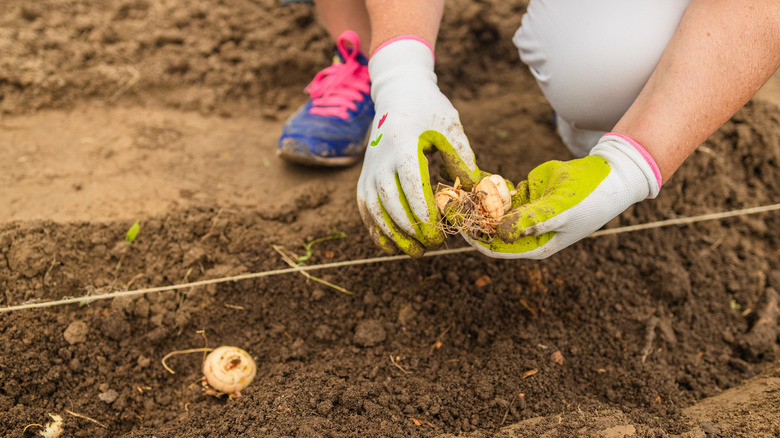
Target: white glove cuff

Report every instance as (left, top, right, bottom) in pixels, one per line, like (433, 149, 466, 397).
(368, 37, 437, 98)
(373, 35, 435, 62)
(591, 134, 662, 200)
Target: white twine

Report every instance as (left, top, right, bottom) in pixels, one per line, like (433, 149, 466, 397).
(1, 203, 778, 314)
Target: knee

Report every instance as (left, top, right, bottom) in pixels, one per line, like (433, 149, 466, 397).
(514, 1, 690, 132)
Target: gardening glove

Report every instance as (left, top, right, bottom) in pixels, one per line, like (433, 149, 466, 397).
(462, 133, 662, 259)
(356, 36, 486, 257)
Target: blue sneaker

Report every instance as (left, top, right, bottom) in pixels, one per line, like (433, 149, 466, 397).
(278, 30, 375, 166)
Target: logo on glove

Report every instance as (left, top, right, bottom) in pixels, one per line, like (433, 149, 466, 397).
(370, 112, 388, 147)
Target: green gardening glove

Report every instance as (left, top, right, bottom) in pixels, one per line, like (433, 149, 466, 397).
(462, 134, 662, 259)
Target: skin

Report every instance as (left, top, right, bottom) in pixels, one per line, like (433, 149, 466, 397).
(315, 0, 444, 54)
(363, 0, 444, 54)
(314, 0, 372, 50)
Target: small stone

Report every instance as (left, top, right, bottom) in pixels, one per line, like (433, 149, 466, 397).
(133, 298, 150, 318)
(137, 355, 151, 368)
(474, 377, 494, 400)
(182, 246, 206, 267)
(285, 338, 306, 360)
(155, 392, 172, 406)
(110, 296, 133, 314)
(598, 425, 636, 438)
(362, 291, 379, 307)
(7, 237, 51, 278)
(646, 260, 690, 303)
(101, 312, 131, 340)
(99, 389, 119, 404)
(63, 320, 89, 344)
(397, 304, 416, 326)
(354, 319, 386, 347)
(363, 400, 383, 417)
(311, 287, 326, 301)
(316, 400, 333, 416)
(699, 422, 721, 435)
(339, 387, 364, 411)
(314, 324, 333, 341)
(68, 358, 81, 372)
(491, 398, 509, 409)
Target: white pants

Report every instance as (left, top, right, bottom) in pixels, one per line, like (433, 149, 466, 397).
(513, 0, 691, 156)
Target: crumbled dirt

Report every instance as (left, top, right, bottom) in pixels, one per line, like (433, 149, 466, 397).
(1, 1, 780, 437)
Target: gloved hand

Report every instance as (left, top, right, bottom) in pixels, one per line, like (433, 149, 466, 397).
(356, 36, 486, 257)
(462, 134, 662, 259)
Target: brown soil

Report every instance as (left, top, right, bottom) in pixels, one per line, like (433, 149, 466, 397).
(2, 1, 780, 437)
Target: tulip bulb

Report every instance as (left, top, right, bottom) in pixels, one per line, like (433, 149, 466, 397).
(201, 346, 257, 398)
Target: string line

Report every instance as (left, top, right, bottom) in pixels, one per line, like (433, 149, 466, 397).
(1, 203, 777, 314)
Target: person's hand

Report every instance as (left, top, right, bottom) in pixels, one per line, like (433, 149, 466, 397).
(357, 37, 485, 257)
(462, 134, 662, 259)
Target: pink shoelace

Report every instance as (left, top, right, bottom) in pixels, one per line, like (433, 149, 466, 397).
(305, 30, 370, 120)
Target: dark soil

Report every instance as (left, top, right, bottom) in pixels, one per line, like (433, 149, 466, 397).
(1, 1, 779, 437)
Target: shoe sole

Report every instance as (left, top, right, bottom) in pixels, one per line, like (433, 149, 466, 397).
(277, 131, 370, 167)
(277, 147, 363, 167)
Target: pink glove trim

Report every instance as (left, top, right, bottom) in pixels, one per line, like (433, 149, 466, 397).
(372, 35, 435, 63)
(605, 133, 663, 189)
